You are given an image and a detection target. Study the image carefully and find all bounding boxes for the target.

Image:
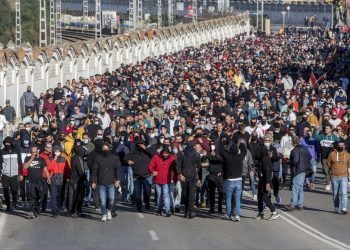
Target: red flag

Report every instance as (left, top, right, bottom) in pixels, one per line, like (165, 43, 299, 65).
(309, 72, 316, 88)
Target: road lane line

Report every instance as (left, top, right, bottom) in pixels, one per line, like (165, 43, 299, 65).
(149, 230, 159, 241)
(244, 190, 350, 249)
(137, 213, 145, 219)
(0, 212, 8, 240)
(279, 213, 349, 250)
(278, 210, 350, 250)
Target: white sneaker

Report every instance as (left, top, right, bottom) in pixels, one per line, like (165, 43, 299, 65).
(107, 211, 112, 221)
(101, 215, 107, 222)
(325, 184, 331, 191)
(224, 214, 233, 220)
(253, 195, 258, 201)
(234, 215, 240, 222)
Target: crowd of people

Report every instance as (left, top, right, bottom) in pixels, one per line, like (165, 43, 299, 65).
(0, 26, 350, 222)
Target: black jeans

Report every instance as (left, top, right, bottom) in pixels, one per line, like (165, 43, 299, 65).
(282, 158, 288, 183)
(257, 179, 275, 213)
(27, 179, 45, 214)
(271, 171, 280, 197)
(207, 174, 223, 212)
(1, 175, 19, 210)
(50, 183, 63, 214)
(71, 178, 85, 214)
(20, 176, 27, 202)
(181, 179, 197, 214)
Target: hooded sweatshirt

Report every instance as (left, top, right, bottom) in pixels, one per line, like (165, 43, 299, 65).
(219, 142, 247, 179)
(0, 137, 22, 177)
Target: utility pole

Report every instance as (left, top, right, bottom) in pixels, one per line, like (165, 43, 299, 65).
(129, 0, 136, 30)
(168, 0, 173, 26)
(39, 0, 47, 47)
(15, 0, 21, 48)
(56, 0, 62, 45)
(193, 0, 197, 22)
(50, 0, 56, 45)
(157, 0, 162, 28)
(83, 0, 89, 31)
(137, 0, 143, 28)
(95, 0, 102, 39)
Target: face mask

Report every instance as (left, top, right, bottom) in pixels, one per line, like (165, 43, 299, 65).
(27, 89, 31, 92)
(337, 147, 344, 152)
(70, 121, 75, 125)
(186, 129, 192, 134)
(264, 142, 271, 148)
(82, 139, 89, 144)
(26, 127, 31, 131)
(4, 143, 11, 148)
(134, 136, 140, 142)
(51, 127, 57, 132)
(100, 112, 105, 115)
(239, 116, 244, 120)
(72, 132, 78, 137)
(262, 121, 267, 125)
(150, 134, 155, 138)
(173, 148, 178, 154)
(210, 145, 216, 151)
(54, 151, 60, 157)
(160, 138, 164, 144)
(102, 150, 110, 156)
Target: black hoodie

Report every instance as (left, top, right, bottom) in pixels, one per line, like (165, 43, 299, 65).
(219, 142, 247, 179)
(176, 144, 202, 180)
(125, 143, 155, 178)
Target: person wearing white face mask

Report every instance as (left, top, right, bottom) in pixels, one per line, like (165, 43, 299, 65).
(47, 145, 69, 218)
(254, 135, 280, 221)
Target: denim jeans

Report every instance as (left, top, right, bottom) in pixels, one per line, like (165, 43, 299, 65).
(99, 184, 115, 215)
(0, 130, 3, 148)
(306, 159, 317, 184)
(291, 173, 306, 208)
(133, 177, 151, 210)
(331, 176, 348, 210)
(50, 183, 62, 214)
(84, 170, 92, 202)
(155, 184, 170, 213)
(226, 179, 242, 217)
(120, 166, 134, 201)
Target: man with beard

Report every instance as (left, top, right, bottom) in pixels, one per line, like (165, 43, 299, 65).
(92, 143, 121, 222)
(125, 140, 154, 212)
(23, 146, 51, 219)
(177, 141, 202, 219)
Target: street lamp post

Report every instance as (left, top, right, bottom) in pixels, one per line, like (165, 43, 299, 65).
(256, 0, 259, 29)
(261, 0, 264, 31)
(282, 11, 286, 28)
(286, 5, 290, 24)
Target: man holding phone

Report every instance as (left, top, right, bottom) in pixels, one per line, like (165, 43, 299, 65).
(23, 146, 51, 219)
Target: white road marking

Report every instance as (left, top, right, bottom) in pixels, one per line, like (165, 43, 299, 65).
(244, 189, 350, 249)
(149, 230, 159, 241)
(0, 212, 8, 240)
(137, 213, 145, 219)
(278, 210, 350, 250)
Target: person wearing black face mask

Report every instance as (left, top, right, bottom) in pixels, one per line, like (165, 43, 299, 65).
(70, 143, 87, 217)
(92, 143, 121, 222)
(0, 137, 22, 212)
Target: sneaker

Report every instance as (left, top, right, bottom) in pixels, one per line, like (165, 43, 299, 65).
(275, 196, 282, 205)
(107, 211, 112, 221)
(101, 215, 107, 222)
(175, 207, 180, 213)
(334, 207, 340, 214)
(296, 205, 304, 211)
(200, 202, 206, 208)
(165, 212, 172, 217)
(224, 214, 233, 220)
(268, 212, 280, 221)
(325, 184, 331, 191)
(208, 210, 215, 215)
(26, 212, 35, 219)
(253, 195, 258, 201)
(286, 205, 295, 212)
(255, 213, 264, 220)
(234, 215, 240, 222)
(341, 209, 349, 215)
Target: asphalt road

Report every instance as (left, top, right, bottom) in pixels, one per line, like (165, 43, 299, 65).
(1, 165, 350, 250)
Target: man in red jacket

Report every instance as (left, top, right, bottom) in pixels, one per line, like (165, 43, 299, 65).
(148, 146, 177, 217)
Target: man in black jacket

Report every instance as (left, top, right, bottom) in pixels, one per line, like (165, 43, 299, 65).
(177, 141, 202, 219)
(125, 140, 154, 212)
(206, 142, 224, 214)
(92, 143, 120, 222)
(70, 143, 87, 217)
(254, 135, 280, 221)
(286, 136, 311, 211)
(219, 139, 247, 221)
